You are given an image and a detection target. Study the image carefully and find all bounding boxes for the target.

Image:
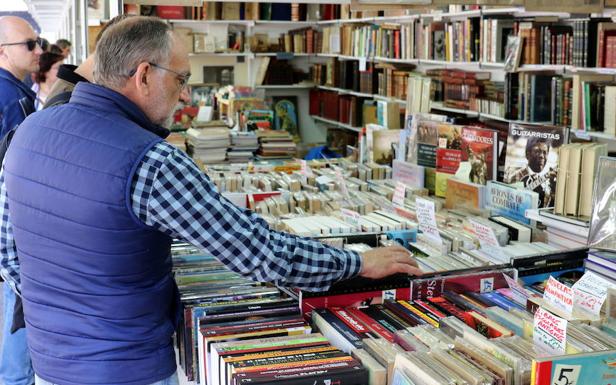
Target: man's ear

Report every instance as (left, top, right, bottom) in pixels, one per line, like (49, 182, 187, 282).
(133, 62, 151, 96)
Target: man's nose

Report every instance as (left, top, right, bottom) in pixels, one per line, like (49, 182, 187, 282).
(179, 86, 190, 104)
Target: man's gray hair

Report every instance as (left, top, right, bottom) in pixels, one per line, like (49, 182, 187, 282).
(94, 16, 172, 89)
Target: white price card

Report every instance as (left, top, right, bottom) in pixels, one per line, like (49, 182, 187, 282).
(572, 271, 616, 315)
(415, 197, 442, 246)
(534, 307, 567, 356)
(392, 182, 406, 206)
(544, 276, 574, 315)
(469, 219, 507, 262)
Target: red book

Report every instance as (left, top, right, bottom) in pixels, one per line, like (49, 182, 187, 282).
(435, 148, 462, 175)
(460, 126, 498, 183)
(156, 6, 185, 19)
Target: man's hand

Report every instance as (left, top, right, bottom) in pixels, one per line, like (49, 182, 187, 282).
(359, 245, 422, 279)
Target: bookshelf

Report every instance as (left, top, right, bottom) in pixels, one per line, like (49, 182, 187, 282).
(147, 2, 616, 144)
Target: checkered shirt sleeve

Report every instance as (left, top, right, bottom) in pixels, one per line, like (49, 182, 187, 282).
(131, 141, 362, 292)
(0, 162, 21, 295)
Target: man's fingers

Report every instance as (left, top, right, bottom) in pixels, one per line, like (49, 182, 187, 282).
(396, 264, 423, 276)
(393, 253, 419, 267)
(386, 245, 411, 255)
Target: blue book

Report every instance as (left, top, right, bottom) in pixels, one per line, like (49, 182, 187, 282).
(487, 181, 538, 225)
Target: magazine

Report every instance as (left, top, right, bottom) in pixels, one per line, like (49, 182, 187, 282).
(503, 123, 568, 208)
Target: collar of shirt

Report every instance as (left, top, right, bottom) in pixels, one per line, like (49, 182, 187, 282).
(56, 64, 88, 86)
(0, 67, 36, 101)
(69, 82, 170, 139)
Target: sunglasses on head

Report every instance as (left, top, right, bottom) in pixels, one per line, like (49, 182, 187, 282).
(0, 37, 43, 51)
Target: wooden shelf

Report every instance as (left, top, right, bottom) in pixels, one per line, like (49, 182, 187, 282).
(311, 115, 362, 132)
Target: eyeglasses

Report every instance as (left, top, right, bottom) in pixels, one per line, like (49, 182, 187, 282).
(0, 37, 43, 52)
(128, 62, 190, 89)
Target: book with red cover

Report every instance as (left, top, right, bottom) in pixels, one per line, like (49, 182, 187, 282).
(460, 126, 498, 184)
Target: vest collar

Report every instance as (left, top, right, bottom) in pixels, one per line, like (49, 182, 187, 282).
(69, 82, 170, 139)
(0, 68, 36, 100)
(56, 64, 88, 86)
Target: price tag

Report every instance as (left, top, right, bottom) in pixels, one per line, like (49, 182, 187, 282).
(533, 307, 567, 356)
(392, 182, 406, 206)
(359, 57, 367, 71)
(415, 197, 442, 246)
(551, 364, 582, 385)
(504, 274, 531, 306)
(340, 208, 361, 227)
(469, 219, 507, 262)
(572, 271, 616, 315)
(544, 276, 574, 315)
(335, 167, 350, 199)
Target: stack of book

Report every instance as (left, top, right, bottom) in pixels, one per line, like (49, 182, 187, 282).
(228, 132, 258, 163)
(256, 131, 297, 160)
(186, 126, 231, 164)
(585, 250, 616, 285)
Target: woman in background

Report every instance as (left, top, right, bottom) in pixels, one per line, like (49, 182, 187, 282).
(31, 52, 64, 110)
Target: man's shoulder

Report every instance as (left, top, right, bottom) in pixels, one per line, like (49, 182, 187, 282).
(0, 78, 23, 105)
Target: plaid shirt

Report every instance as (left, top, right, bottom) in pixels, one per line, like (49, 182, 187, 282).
(0, 141, 362, 295)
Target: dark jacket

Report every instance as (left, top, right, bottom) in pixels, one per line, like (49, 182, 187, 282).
(0, 68, 36, 138)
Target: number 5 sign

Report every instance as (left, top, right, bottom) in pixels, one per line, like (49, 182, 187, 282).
(551, 364, 581, 385)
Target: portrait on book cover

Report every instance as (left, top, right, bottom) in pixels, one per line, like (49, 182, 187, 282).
(504, 124, 567, 209)
(272, 96, 300, 142)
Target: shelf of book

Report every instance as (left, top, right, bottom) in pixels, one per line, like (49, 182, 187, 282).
(254, 20, 317, 26)
(317, 16, 374, 25)
(311, 115, 362, 132)
(478, 112, 510, 123)
(374, 56, 419, 65)
(168, 19, 254, 26)
(256, 83, 315, 89)
(422, 9, 482, 19)
(373, 94, 406, 105)
(316, 85, 405, 105)
(430, 102, 480, 117)
(189, 52, 253, 57)
(254, 52, 314, 57)
(571, 129, 616, 141)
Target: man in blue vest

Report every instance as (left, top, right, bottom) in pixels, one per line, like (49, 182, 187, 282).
(0, 15, 42, 385)
(1, 17, 420, 385)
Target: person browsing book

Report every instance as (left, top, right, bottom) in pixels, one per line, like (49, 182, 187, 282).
(0, 15, 43, 385)
(0, 16, 421, 385)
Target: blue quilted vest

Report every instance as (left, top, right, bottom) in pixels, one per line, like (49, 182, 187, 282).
(4, 83, 177, 385)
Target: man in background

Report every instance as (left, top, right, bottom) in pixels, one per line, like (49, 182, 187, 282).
(0, 15, 42, 385)
(55, 38, 71, 59)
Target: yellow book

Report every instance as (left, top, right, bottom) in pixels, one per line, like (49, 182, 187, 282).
(435, 171, 452, 198)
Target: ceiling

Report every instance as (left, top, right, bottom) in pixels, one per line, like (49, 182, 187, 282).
(26, 0, 68, 35)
